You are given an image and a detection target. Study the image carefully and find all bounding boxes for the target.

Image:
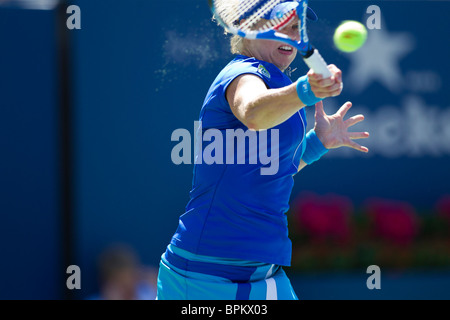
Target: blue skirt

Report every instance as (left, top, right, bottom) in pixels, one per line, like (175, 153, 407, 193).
(156, 245, 298, 300)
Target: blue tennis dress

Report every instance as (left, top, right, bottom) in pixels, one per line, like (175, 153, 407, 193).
(157, 55, 308, 300)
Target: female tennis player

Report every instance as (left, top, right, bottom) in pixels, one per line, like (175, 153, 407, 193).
(157, 1, 369, 300)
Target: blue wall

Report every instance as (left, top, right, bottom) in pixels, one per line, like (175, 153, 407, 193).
(1, 0, 449, 299)
(0, 7, 61, 299)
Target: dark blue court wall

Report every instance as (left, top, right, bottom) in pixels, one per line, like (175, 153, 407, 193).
(0, 7, 62, 299)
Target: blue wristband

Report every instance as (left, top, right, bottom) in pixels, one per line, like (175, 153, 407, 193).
(302, 130, 329, 165)
(296, 75, 323, 106)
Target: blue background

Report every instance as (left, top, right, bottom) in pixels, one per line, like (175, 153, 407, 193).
(1, 0, 449, 299)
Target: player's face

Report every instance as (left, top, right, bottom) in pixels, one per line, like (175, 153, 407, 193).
(242, 17, 300, 71)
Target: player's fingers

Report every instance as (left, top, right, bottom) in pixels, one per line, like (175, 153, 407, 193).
(335, 71, 342, 84)
(308, 78, 326, 90)
(325, 83, 343, 97)
(344, 114, 365, 128)
(317, 77, 336, 87)
(328, 64, 342, 83)
(310, 76, 338, 88)
(330, 87, 343, 97)
(310, 82, 341, 96)
(337, 101, 352, 117)
(308, 73, 336, 88)
(348, 131, 370, 140)
(307, 69, 323, 82)
(347, 140, 369, 153)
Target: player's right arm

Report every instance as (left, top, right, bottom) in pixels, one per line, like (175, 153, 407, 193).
(226, 74, 305, 131)
(226, 66, 343, 131)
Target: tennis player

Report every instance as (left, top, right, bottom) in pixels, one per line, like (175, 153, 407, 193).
(157, 1, 369, 300)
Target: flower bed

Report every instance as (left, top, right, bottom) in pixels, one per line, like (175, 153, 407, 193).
(288, 193, 450, 272)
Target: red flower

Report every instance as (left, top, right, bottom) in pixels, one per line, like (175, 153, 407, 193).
(292, 192, 353, 244)
(365, 198, 419, 246)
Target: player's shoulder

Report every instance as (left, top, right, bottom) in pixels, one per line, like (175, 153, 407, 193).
(222, 55, 272, 81)
(225, 55, 260, 72)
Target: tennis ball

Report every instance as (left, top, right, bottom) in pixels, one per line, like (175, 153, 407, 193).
(333, 20, 367, 53)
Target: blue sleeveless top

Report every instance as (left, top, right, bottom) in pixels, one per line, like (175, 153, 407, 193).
(170, 55, 307, 266)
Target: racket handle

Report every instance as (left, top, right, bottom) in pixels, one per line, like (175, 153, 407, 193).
(304, 49, 332, 78)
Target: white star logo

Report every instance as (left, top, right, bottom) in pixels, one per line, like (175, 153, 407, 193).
(345, 25, 415, 94)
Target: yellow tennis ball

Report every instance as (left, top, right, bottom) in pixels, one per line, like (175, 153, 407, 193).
(333, 20, 367, 53)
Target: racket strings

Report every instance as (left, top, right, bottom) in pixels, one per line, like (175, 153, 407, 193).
(214, 0, 292, 33)
(240, 0, 282, 31)
(212, 0, 240, 26)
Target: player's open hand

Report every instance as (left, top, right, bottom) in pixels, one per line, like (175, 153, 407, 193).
(313, 101, 369, 153)
(308, 64, 343, 99)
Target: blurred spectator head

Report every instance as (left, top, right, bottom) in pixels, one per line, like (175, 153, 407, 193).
(94, 243, 157, 300)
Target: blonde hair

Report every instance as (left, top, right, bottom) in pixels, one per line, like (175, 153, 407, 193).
(212, 13, 244, 55)
(230, 35, 244, 54)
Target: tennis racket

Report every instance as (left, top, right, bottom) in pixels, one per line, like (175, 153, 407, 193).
(208, 0, 332, 78)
